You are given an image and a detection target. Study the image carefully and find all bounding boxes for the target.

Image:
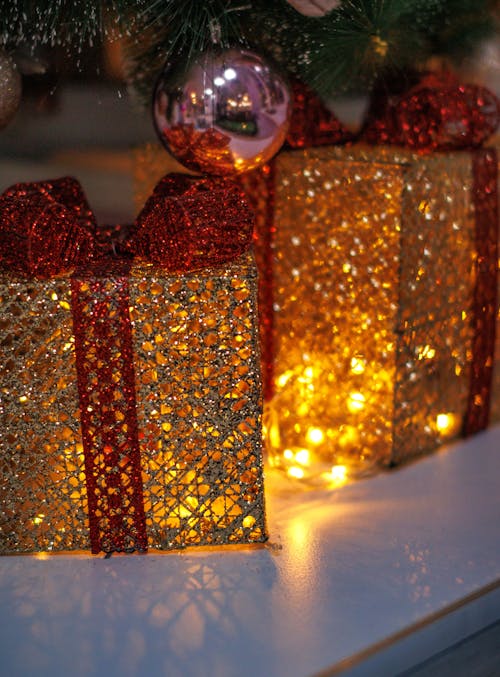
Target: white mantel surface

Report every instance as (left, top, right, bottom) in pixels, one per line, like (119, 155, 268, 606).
(1, 426, 500, 677)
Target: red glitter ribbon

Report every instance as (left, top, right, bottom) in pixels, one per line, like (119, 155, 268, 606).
(463, 149, 499, 436)
(0, 174, 253, 553)
(70, 261, 148, 554)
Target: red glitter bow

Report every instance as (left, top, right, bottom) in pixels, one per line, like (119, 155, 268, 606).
(0, 173, 254, 278)
(362, 72, 500, 152)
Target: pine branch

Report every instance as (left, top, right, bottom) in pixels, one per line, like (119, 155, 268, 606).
(0, 0, 497, 103)
(124, 0, 248, 105)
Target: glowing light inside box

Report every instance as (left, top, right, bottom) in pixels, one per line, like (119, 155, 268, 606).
(306, 427, 324, 445)
(247, 146, 477, 486)
(350, 356, 366, 374)
(295, 449, 310, 465)
(436, 412, 457, 433)
(418, 344, 436, 360)
(330, 465, 347, 485)
(347, 392, 366, 413)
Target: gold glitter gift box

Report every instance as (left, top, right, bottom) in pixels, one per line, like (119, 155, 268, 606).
(0, 179, 266, 554)
(241, 144, 498, 483)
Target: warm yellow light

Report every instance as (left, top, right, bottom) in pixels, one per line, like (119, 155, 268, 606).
(277, 370, 293, 388)
(179, 496, 199, 518)
(418, 199, 430, 214)
(302, 366, 315, 381)
(330, 465, 347, 484)
(305, 427, 324, 445)
(338, 425, 359, 447)
(295, 449, 310, 466)
(347, 391, 365, 413)
(436, 413, 455, 432)
(32, 514, 45, 525)
(297, 402, 309, 417)
(19, 395, 28, 403)
(242, 515, 255, 528)
(283, 448, 294, 460)
(418, 344, 436, 360)
(288, 466, 304, 479)
(350, 356, 366, 374)
(269, 421, 281, 448)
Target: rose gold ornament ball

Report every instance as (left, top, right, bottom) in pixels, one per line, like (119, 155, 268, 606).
(153, 49, 291, 175)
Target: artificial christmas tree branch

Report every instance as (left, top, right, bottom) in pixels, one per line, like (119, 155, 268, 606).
(0, 0, 498, 101)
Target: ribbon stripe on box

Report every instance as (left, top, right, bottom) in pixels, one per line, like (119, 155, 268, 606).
(0, 175, 265, 554)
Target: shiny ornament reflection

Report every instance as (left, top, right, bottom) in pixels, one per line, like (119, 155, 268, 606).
(153, 49, 291, 175)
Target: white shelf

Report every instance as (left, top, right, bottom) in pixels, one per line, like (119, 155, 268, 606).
(1, 426, 499, 677)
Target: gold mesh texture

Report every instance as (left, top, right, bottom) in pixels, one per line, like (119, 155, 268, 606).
(261, 146, 476, 481)
(129, 255, 266, 549)
(0, 275, 90, 551)
(0, 252, 266, 553)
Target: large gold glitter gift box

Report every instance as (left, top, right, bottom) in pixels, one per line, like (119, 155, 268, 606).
(241, 144, 498, 483)
(0, 176, 266, 554)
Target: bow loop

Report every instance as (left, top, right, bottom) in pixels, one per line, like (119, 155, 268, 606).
(128, 174, 254, 270)
(0, 177, 97, 278)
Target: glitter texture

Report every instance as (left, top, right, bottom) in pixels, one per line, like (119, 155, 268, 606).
(243, 145, 492, 481)
(70, 262, 148, 554)
(129, 173, 254, 270)
(362, 73, 500, 152)
(285, 80, 353, 149)
(484, 143, 500, 426)
(0, 253, 266, 554)
(0, 177, 97, 278)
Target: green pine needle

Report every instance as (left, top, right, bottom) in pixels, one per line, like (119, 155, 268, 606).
(0, 0, 497, 102)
